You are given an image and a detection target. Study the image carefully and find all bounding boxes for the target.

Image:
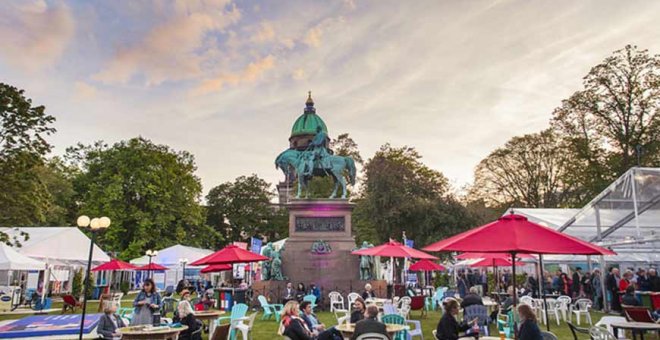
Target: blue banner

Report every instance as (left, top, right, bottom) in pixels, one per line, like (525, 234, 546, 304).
(405, 239, 414, 248)
(251, 237, 263, 254)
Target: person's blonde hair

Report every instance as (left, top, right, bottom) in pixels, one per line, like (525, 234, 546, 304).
(517, 304, 537, 322)
(281, 300, 299, 317)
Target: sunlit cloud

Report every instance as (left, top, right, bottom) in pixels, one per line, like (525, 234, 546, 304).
(191, 55, 276, 96)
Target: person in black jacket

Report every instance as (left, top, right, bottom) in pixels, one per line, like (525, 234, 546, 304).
(350, 298, 366, 323)
(280, 300, 314, 340)
(621, 285, 640, 306)
(517, 304, 543, 340)
(435, 298, 477, 340)
(571, 267, 582, 298)
(351, 305, 389, 340)
(649, 269, 660, 292)
(460, 287, 483, 309)
(606, 267, 622, 311)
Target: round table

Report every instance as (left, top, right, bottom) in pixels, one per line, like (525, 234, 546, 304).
(611, 321, 660, 340)
(336, 323, 408, 338)
(480, 337, 513, 340)
(194, 310, 225, 336)
(117, 325, 188, 340)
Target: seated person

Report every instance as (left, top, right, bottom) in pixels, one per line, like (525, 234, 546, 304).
(500, 286, 515, 312)
(177, 290, 202, 340)
(436, 298, 477, 340)
(296, 283, 307, 302)
(460, 287, 483, 309)
(621, 285, 640, 306)
(283, 282, 296, 303)
(201, 289, 216, 309)
(97, 305, 126, 340)
(361, 283, 376, 300)
(350, 298, 366, 323)
(351, 305, 390, 340)
(518, 304, 543, 340)
(280, 300, 314, 340)
(300, 301, 343, 340)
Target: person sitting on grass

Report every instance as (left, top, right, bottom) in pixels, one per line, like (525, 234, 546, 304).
(97, 304, 126, 340)
(518, 304, 543, 340)
(351, 305, 389, 340)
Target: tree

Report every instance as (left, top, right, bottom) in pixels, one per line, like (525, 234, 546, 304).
(36, 157, 78, 226)
(206, 174, 287, 244)
(69, 137, 218, 259)
(0, 83, 56, 244)
(355, 144, 476, 246)
(471, 129, 582, 208)
(552, 45, 660, 199)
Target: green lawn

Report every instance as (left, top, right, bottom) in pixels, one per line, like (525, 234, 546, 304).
(0, 295, 634, 340)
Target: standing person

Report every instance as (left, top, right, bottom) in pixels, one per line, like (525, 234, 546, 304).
(637, 269, 651, 291)
(481, 270, 488, 296)
(435, 298, 477, 340)
(649, 269, 660, 292)
(592, 269, 603, 310)
(131, 278, 161, 325)
(457, 273, 467, 298)
(572, 267, 583, 298)
(97, 304, 126, 340)
(351, 305, 389, 340)
(517, 304, 543, 340)
(606, 267, 622, 312)
(581, 272, 592, 299)
(559, 273, 571, 296)
(619, 270, 632, 293)
(551, 270, 562, 293)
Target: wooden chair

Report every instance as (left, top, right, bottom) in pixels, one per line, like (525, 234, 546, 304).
(61, 295, 80, 313)
(409, 295, 426, 318)
(623, 306, 655, 323)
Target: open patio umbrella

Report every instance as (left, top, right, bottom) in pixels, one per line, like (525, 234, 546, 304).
(200, 263, 232, 273)
(136, 263, 168, 271)
(469, 257, 523, 267)
(455, 252, 535, 260)
(92, 259, 138, 293)
(409, 259, 445, 286)
(423, 213, 615, 338)
(190, 244, 269, 266)
(352, 240, 437, 283)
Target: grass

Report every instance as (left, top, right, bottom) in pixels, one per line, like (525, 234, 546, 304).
(0, 294, 622, 340)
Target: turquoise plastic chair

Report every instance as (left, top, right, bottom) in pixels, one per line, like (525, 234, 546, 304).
(216, 303, 248, 340)
(429, 288, 445, 311)
(117, 307, 133, 324)
(303, 294, 318, 311)
(257, 295, 283, 322)
(381, 314, 407, 340)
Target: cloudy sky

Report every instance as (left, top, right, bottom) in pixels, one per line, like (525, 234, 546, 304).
(2, 0, 660, 194)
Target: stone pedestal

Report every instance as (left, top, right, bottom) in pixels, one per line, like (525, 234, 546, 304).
(280, 199, 360, 291)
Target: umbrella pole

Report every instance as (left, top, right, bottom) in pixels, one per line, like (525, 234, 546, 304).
(390, 257, 394, 284)
(539, 254, 549, 331)
(511, 251, 518, 340)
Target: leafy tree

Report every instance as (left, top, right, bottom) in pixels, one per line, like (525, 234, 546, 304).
(36, 157, 78, 226)
(355, 144, 476, 247)
(206, 174, 287, 244)
(552, 45, 660, 199)
(0, 83, 56, 244)
(69, 137, 218, 259)
(471, 129, 582, 208)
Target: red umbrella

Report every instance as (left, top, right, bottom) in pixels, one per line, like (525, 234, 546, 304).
(92, 258, 138, 272)
(136, 263, 168, 271)
(408, 259, 446, 271)
(456, 252, 535, 260)
(469, 257, 523, 267)
(191, 244, 269, 266)
(200, 264, 233, 273)
(423, 214, 615, 255)
(423, 213, 615, 339)
(352, 241, 438, 259)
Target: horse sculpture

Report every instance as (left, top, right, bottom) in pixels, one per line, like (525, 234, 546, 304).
(275, 148, 356, 199)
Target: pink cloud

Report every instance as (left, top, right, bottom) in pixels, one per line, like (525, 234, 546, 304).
(191, 54, 275, 96)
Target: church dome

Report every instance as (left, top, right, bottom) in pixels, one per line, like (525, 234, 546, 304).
(290, 92, 328, 137)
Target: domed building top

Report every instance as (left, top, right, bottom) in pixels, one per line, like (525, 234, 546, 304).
(290, 91, 328, 138)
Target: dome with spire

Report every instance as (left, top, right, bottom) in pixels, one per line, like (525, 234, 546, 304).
(290, 91, 328, 138)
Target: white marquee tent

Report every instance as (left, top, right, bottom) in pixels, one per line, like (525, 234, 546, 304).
(0, 244, 47, 271)
(130, 244, 213, 289)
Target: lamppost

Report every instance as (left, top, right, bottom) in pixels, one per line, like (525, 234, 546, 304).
(145, 250, 158, 279)
(77, 215, 110, 340)
(179, 258, 188, 282)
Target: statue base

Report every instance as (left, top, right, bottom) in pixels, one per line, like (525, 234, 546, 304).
(279, 199, 362, 294)
(251, 279, 388, 307)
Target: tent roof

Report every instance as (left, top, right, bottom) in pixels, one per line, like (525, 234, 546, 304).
(0, 243, 47, 271)
(130, 244, 213, 267)
(0, 227, 110, 266)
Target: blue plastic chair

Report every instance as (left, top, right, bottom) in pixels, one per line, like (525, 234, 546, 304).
(257, 295, 283, 322)
(216, 303, 248, 340)
(464, 304, 490, 336)
(381, 314, 408, 340)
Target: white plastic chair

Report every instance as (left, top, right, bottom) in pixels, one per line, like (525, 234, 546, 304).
(334, 309, 350, 326)
(398, 296, 411, 319)
(595, 316, 627, 339)
(347, 292, 361, 313)
(231, 312, 257, 340)
(543, 299, 562, 326)
(556, 296, 572, 322)
(329, 291, 345, 312)
(520, 296, 534, 306)
(572, 299, 592, 325)
(589, 326, 617, 340)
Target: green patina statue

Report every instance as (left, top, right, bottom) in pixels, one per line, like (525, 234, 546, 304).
(276, 128, 356, 199)
(260, 242, 274, 280)
(357, 241, 374, 280)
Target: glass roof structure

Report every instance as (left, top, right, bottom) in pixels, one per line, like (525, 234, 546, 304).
(508, 167, 660, 261)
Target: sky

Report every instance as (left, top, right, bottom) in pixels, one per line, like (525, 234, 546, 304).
(2, 0, 660, 195)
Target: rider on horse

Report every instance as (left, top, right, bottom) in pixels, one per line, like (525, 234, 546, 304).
(305, 126, 331, 175)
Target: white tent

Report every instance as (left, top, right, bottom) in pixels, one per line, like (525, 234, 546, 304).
(0, 227, 110, 266)
(0, 244, 47, 271)
(130, 244, 213, 267)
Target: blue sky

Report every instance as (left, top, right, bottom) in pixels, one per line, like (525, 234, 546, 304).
(2, 0, 660, 194)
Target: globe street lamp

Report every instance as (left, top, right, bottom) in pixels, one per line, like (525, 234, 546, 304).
(77, 215, 110, 340)
(145, 250, 158, 279)
(179, 258, 189, 281)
